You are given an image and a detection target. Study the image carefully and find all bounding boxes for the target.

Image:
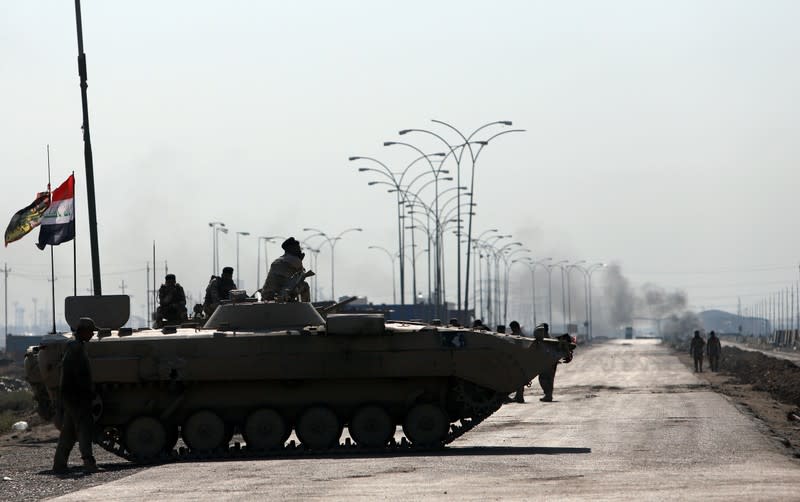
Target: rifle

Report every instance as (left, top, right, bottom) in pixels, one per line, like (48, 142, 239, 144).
(278, 270, 315, 302)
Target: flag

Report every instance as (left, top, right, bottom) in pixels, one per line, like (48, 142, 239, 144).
(37, 174, 75, 250)
(4, 191, 50, 247)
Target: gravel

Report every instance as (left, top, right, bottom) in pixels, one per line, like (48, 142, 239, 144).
(0, 424, 144, 502)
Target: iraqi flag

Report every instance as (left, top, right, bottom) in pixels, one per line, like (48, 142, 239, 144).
(37, 174, 75, 249)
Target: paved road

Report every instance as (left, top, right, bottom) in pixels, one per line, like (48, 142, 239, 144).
(52, 340, 800, 501)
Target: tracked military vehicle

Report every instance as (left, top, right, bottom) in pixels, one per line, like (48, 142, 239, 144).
(25, 295, 575, 463)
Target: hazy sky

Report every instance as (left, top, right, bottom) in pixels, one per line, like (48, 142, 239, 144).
(2, 1, 799, 329)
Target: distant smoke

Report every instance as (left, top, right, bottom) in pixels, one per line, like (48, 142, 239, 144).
(660, 311, 702, 341)
(596, 263, 697, 337)
(637, 283, 688, 318)
(602, 263, 635, 326)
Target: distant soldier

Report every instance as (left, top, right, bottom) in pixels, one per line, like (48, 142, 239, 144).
(53, 317, 98, 474)
(203, 266, 237, 316)
(262, 237, 311, 302)
(509, 321, 526, 403)
(534, 323, 557, 402)
(690, 330, 706, 372)
(707, 330, 722, 372)
(155, 273, 187, 327)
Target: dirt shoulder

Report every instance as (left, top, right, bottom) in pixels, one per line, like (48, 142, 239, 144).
(672, 347, 800, 461)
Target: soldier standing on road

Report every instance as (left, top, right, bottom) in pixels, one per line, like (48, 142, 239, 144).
(156, 273, 187, 326)
(53, 317, 98, 474)
(262, 237, 311, 302)
(690, 330, 706, 372)
(534, 323, 558, 402)
(707, 330, 722, 372)
(509, 321, 527, 403)
(203, 266, 237, 316)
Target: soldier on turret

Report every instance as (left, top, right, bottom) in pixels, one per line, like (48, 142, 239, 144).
(262, 237, 311, 302)
(203, 266, 237, 316)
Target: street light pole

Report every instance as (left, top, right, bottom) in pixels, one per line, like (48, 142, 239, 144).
(208, 222, 225, 273)
(369, 246, 397, 303)
(587, 263, 606, 340)
(235, 231, 250, 286)
(546, 260, 568, 330)
(215, 226, 228, 273)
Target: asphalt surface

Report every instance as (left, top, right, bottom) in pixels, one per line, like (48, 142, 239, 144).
(51, 340, 800, 501)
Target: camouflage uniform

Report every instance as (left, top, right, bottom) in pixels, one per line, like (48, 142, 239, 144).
(157, 282, 187, 324)
(262, 254, 310, 302)
(53, 337, 96, 472)
(707, 333, 722, 372)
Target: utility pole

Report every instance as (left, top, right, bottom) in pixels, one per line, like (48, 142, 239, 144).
(119, 280, 127, 295)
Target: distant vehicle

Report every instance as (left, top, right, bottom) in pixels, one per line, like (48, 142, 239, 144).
(624, 326, 634, 339)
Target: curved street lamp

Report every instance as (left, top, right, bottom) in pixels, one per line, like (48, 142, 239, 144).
(398, 122, 516, 320)
(303, 227, 363, 301)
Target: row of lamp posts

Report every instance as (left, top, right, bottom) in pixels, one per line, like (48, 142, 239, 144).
(351, 120, 525, 322)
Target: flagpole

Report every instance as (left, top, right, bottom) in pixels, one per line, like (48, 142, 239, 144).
(46, 145, 57, 334)
(72, 171, 77, 296)
(74, 0, 102, 295)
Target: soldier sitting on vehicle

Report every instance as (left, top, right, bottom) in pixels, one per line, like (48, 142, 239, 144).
(155, 274, 187, 327)
(203, 266, 237, 316)
(261, 237, 312, 302)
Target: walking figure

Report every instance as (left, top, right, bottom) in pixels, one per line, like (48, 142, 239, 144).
(690, 330, 705, 372)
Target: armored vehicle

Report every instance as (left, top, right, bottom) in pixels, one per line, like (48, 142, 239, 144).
(25, 296, 575, 462)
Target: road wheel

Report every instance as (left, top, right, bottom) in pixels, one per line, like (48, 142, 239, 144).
(182, 410, 227, 452)
(125, 416, 166, 461)
(403, 403, 449, 447)
(296, 406, 342, 450)
(243, 408, 288, 451)
(349, 405, 394, 448)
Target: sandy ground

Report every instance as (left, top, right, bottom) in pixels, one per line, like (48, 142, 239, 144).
(45, 339, 800, 501)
